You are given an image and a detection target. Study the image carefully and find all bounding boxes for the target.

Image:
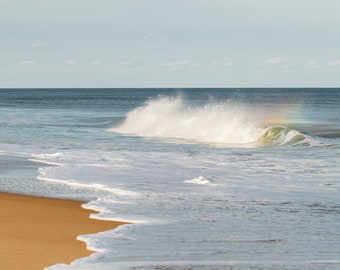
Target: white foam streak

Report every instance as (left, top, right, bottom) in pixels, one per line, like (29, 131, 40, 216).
(29, 158, 62, 166)
(37, 175, 138, 197)
(111, 96, 264, 145)
(30, 152, 65, 166)
(184, 176, 216, 186)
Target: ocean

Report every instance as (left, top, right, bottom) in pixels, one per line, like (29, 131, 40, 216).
(1, 88, 340, 270)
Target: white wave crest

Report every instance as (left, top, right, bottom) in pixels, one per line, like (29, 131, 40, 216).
(184, 176, 216, 186)
(110, 96, 264, 145)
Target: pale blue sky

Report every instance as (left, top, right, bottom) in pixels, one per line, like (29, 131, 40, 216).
(1, 0, 340, 88)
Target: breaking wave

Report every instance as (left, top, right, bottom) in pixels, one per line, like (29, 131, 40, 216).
(111, 96, 314, 147)
(257, 126, 310, 146)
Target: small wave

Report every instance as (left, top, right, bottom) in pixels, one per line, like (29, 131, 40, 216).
(256, 126, 310, 147)
(184, 176, 216, 186)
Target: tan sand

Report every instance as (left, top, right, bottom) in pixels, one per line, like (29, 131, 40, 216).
(0, 192, 126, 270)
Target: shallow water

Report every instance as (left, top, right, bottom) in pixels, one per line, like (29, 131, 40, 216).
(1, 88, 339, 269)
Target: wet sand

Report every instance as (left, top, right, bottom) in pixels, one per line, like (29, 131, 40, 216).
(0, 192, 126, 270)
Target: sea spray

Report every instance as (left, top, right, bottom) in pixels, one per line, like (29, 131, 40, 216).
(111, 96, 264, 145)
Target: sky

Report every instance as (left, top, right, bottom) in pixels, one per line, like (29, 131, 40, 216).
(1, 0, 340, 88)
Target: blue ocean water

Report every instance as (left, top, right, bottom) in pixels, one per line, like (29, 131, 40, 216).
(1, 88, 340, 270)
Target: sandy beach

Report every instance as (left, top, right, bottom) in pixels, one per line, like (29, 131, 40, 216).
(0, 192, 126, 270)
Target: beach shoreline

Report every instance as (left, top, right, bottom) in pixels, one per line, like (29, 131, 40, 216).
(0, 192, 126, 270)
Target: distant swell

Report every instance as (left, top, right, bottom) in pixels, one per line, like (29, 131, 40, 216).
(111, 96, 312, 147)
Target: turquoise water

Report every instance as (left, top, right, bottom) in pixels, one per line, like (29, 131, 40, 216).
(1, 88, 340, 270)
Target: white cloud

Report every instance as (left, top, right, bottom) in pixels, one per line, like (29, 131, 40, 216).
(205, 61, 233, 68)
(151, 42, 165, 50)
(266, 57, 288, 65)
(91, 60, 101, 65)
(144, 32, 168, 41)
(65, 60, 77, 66)
(160, 59, 189, 68)
(29, 42, 43, 48)
(305, 59, 318, 68)
(119, 60, 143, 68)
(144, 33, 155, 40)
(328, 60, 340, 66)
(17, 60, 35, 66)
(145, 32, 168, 50)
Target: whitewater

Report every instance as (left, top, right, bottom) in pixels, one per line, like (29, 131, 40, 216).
(110, 95, 314, 147)
(1, 88, 340, 270)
